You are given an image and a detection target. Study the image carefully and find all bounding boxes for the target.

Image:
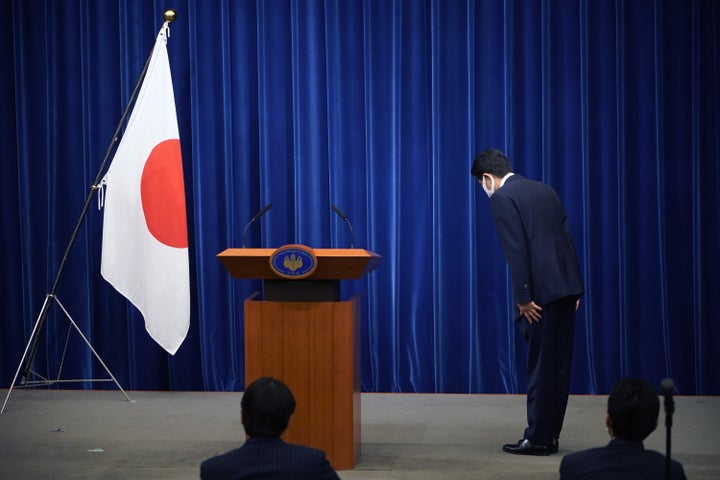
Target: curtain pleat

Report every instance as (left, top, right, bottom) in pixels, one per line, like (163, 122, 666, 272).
(1, 0, 719, 395)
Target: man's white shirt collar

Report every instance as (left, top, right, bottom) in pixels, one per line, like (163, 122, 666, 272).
(500, 172, 515, 187)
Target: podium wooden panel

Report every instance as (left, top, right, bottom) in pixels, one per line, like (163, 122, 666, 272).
(244, 295, 360, 470)
(217, 247, 379, 471)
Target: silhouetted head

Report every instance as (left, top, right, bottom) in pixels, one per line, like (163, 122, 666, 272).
(607, 377, 660, 442)
(241, 376, 296, 438)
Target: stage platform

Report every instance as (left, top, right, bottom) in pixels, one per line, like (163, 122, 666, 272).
(1, 389, 718, 479)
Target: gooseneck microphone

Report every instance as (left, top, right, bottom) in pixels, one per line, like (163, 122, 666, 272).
(661, 378, 675, 480)
(241, 202, 272, 248)
(332, 204, 355, 249)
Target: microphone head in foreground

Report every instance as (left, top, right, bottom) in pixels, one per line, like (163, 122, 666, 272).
(661, 378, 675, 396)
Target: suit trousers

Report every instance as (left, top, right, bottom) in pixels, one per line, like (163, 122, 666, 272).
(522, 296, 577, 445)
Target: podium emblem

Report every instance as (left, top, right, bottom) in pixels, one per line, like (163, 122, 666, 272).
(269, 244, 318, 279)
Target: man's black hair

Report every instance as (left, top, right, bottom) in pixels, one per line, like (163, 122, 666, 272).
(471, 148, 512, 178)
(607, 377, 660, 442)
(241, 376, 296, 437)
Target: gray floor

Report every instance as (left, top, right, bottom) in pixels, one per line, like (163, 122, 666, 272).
(0, 389, 718, 479)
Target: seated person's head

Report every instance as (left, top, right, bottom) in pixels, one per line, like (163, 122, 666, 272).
(606, 377, 659, 442)
(241, 376, 296, 438)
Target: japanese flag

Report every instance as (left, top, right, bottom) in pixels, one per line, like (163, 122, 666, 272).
(101, 24, 189, 355)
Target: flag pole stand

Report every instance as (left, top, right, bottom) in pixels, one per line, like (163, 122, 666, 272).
(1, 295, 134, 414)
(1, 10, 178, 415)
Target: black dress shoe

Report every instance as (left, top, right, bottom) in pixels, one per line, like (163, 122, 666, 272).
(502, 438, 551, 456)
(551, 438, 559, 454)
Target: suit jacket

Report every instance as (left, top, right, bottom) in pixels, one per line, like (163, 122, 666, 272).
(489, 174, 584, 313)
(200, 436, 340, 480)
(559, 437, 687, 480)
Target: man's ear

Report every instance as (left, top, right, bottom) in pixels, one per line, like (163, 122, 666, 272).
(605, 413, 612, 429)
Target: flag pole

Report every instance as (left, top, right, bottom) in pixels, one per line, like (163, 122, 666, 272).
(4, 10, 178, 411)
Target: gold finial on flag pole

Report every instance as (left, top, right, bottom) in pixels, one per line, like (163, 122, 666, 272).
(163, 9, 177, 23)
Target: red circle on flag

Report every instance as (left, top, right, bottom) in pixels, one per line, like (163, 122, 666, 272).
(140, 139, 188, 248)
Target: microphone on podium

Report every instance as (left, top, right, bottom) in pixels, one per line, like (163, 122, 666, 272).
(332, 204, 355, 249)
(241, 202, 272, 248)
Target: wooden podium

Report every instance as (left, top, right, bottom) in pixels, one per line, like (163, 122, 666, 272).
(217, 247, 380, 470)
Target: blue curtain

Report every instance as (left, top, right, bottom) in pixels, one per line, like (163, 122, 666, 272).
(1, 0, 719, 395)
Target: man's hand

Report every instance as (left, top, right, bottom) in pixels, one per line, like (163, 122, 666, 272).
(518, 301, 543, 323)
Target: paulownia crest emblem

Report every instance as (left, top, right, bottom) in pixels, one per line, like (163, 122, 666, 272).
(269, 244, 317, 279)
(283, 253, 303, 271)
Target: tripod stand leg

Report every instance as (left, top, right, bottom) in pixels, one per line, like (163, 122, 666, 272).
(1, 295, 133, 414)
(53, 297, 134, 403)
(1, 296, 53, 414)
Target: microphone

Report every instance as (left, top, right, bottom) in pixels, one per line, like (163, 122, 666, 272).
(661, 378, 675, 418)
(661, 378, 675, 480)
(332, 204, 355, 249)
(241, 202, 272, 248)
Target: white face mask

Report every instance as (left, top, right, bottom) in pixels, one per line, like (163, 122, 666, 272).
(482, 175, 496, 197)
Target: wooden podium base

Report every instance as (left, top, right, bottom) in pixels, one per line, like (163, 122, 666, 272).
(244, 294, 361, 471)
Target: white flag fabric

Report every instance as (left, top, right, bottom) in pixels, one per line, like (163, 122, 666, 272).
(101, 24, 189, 355)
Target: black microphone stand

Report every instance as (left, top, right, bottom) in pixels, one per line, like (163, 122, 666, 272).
(661, 378, 675, 480)
(241, 202, 272, 248)
(332, 205, 355, 249)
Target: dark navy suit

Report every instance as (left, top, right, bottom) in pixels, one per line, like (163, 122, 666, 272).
(200, 436, 340, 480)
(488, 174, 584, 445)
(559, 437, 687, 479)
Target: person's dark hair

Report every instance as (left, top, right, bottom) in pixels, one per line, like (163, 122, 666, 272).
(607, 377, 660, 442)
(471, 148, 512, 178)
(241, 376, 296, 437)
